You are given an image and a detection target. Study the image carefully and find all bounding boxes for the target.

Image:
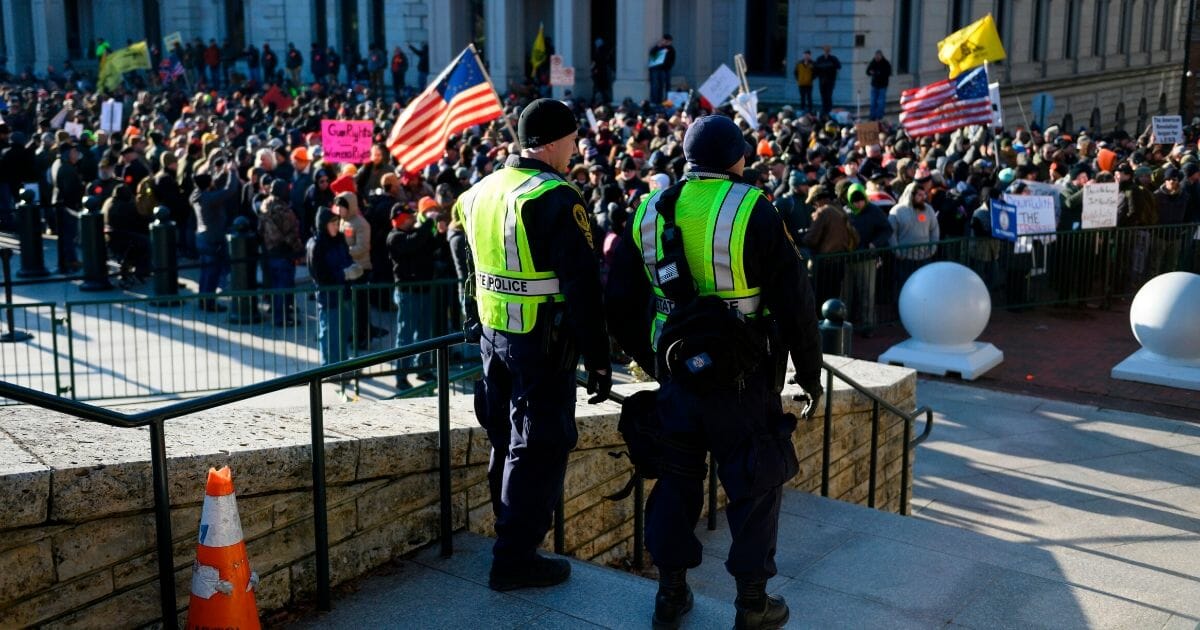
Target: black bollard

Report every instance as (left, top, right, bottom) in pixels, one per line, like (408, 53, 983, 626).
(0, 248, 34, 343)
(149, 206, 181, 307)
(15, 193, 49, 278)
(227, 216, 262, 324)
(818, 299, 853, 357)
(78, 197, 113, 291)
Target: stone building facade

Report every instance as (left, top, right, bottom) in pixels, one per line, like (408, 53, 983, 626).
(1, 0, 1195, 132)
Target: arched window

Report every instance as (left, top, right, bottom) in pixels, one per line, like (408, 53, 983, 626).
(1159, 92, 1169, 115)
(1116, 102, 1127, 132)
(1090, 107, 1102, 133)
(1163, 0, 1177, 49)
(1062, 113, 1075, 133)
(1137, 97, 1149, 130)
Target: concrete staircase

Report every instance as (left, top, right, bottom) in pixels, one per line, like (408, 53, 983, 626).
(290, 486, 1188, 629)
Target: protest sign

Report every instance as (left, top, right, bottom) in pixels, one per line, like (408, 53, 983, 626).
(63, 122, 84, 139)
(1004, 193, 1056, 235)
(163, 32, 183, 54)
(1020, 180, 1063, 214)
(1082, 182, 1120, 229)
(1152, 115, 1183, 145)
(549, 55, 575, 86)
(698, 65, 739, 108)
(100, 99, 123, 133)
(321, 120, 374, 163)
(666, 91, 690, 107)
(731, 91, 759, 129)
(648, 48, 668, 68)
(990, 198, 1018, 241)
(988, 82, 1003, 129)
(855, 122, 880, 147)
(585, 108, 598, 130)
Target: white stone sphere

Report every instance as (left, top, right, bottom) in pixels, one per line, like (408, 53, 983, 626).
(1130, 272, 1200, 361)
(899, 262, 991, 347)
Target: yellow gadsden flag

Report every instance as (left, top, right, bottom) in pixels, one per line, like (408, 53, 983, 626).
(937, 14, 1006, 78)
(531, 23, 548, 73)
(98, 41, 152, 93)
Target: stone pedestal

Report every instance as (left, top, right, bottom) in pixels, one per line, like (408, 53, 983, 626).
(879, 340, 1004, 381)
(1111, 272, 1200, 391)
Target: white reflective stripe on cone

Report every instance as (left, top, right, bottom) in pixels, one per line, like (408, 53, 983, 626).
(198, 493, 245, 548)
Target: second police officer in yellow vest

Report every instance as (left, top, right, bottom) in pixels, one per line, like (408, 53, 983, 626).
(606, 114, 824, 629)
(454, 98, 612, 592)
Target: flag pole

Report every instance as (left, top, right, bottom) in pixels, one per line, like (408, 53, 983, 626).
(469, 43, 521, 149)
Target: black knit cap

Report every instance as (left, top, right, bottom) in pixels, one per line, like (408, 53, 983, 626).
(683, 115, 750, 172)
(518, 98, 577, 149)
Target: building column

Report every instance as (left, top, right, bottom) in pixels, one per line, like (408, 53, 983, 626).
(427, 0, 456, 75)
(612, 0, 663, 102)
(485, 0, 523, 95)
(552, 0, 590, 99)
(30, 0, 68, 75)
(689, 0, 713, 92)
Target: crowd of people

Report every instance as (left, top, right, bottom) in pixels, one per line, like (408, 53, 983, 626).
(1, 37, 1198, 383)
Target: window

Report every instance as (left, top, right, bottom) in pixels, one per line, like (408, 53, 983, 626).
(951, 0, 972, 30)
(1032, 0, 1048, 61)
(340, 0, 359, 56)
(314, 0, 327, 49)
(1062, 113, 1075, 133)
(1119, 0, 1132, 54)
(65, 0, 82, 59)
(1094, 0, 1110, 56)
(1163, 0, 1177, 49)
(1116, 102, 1127, 132)
(1138, 97, 1149, 130)
(1143, 0, 1155, 52)
(372, 0, 384, 48)
(993, 0, 1010, 63)
(744, 0, 789, 74)
(1159, 92, 1168, 114)
(1064, 0, 1079, 58)
(896, 0, 915, 73)
(1090, 107, 1102, 132)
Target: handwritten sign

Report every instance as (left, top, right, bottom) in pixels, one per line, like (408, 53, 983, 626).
(1152, 115, 1183, 145)
(1020, 180, 1063, 215)
(698, 64, 739, 108)
(100, 99, 123, 133)
(855, 122, 880, 147)
(320, 120, 374, 163)
(1004, 193, 1056, 235)
(990, 198, 1017, 242)
(1082, 182, 1120, 229)
(549, 55, 575, 86)
(63, 122, 84, 139)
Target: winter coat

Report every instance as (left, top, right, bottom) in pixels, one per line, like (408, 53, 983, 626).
(334, 191, 371, 271)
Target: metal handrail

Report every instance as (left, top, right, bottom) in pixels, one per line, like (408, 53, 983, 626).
(0, 332, 466, 626)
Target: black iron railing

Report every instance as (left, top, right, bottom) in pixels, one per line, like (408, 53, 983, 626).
(0, 346, 932, 625)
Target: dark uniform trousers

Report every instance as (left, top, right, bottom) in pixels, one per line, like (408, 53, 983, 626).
(645, 359, 798, 581)
(475, 323, 579, 565)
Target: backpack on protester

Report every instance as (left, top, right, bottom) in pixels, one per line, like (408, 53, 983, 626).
(135, 177, 158, 217)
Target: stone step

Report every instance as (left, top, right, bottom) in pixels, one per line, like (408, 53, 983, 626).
(292, 485, 1185, 629)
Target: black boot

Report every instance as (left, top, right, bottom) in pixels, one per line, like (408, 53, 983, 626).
(652, 568, 694, 629)
(734, 579, 789, 629)
(488, 553, 571, 591)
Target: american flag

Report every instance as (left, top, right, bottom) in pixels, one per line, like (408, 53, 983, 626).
(158, 57, 184, 83)
(387, 46, 503, 173)
(899, 65, 992, 137)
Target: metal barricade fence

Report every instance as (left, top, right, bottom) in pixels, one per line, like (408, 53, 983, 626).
(808, 223, 1200, 327)
(0, 302, 64, 405)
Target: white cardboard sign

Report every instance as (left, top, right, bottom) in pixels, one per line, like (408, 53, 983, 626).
(1082, 182, 1120, 229)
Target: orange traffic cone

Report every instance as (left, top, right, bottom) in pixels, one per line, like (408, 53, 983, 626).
(185, 466, 261, 630)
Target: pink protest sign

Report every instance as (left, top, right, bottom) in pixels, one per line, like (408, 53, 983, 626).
(320, 120, 374, 163)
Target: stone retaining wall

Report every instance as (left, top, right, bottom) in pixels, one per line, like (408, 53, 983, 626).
(0, 358, 915, 628)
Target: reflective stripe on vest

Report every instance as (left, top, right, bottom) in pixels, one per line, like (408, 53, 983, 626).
(632, 179, 763, 351)
(459, 168, 567, 333)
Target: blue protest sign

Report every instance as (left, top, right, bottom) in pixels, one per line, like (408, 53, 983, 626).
(991, 198, 1017, 242)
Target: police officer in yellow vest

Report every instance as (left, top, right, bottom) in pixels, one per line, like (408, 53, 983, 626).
(606, 115, 823, 629)
(454, 98, 611, 591)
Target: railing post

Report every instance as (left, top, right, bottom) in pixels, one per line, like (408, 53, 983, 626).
(821, 368, 833, 497)
(227, 217, 261, 324)
(706, 457, 718, 531)
(149, 207, 180, 307)
(437, 344, 453, 557)
(16, 195, 49, 278)
(633, 477, 645, 569)
(308, 378, 332, 611)
(0, 249, 33, 342)
(148, 420, 178, 626)
(78, 198, 113, 291)
(868, 400, 879, 509)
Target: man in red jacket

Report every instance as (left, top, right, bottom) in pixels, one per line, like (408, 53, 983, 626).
(203, 40, 221, 87)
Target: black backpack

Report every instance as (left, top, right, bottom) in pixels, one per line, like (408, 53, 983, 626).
(651, 182, 770, 390)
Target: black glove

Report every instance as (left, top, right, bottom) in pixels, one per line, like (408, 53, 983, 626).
(793, 382, 823, 420)
(463, 318, 482, 344)
(586, 369, 612, 404)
